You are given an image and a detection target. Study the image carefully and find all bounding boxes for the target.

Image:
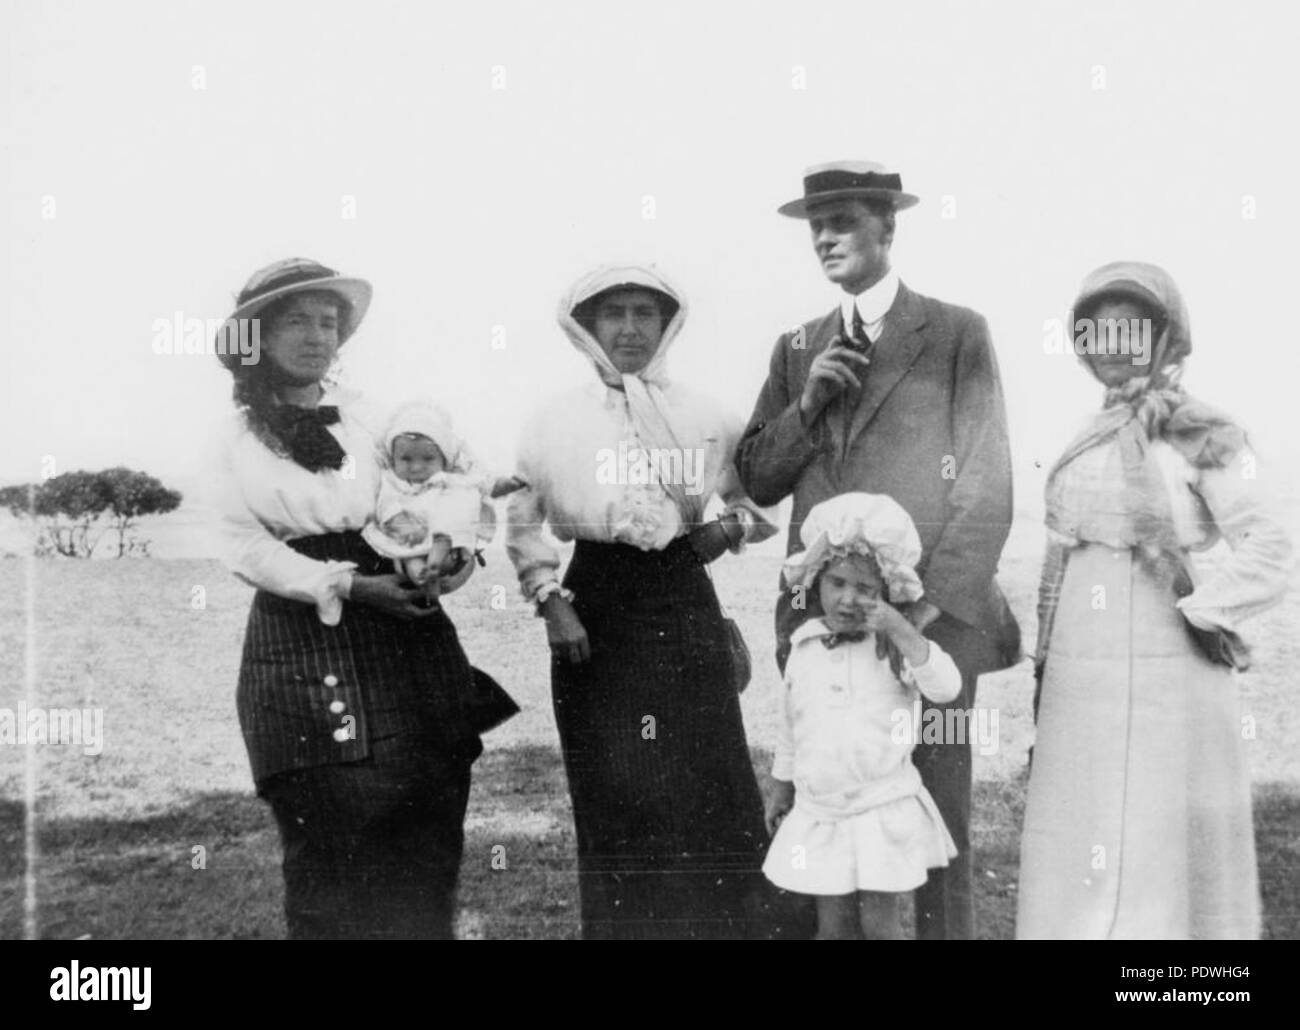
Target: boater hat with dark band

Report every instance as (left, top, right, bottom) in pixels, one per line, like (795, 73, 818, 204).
(213, 257, 372, 370)
(778, 160, 920, 219)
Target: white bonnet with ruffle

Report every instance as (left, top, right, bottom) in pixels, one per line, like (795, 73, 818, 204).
(383, 400, 462, 463)
(781, 492, 924, 603)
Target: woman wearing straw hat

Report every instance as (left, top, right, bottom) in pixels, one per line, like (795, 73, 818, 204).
(1016, 261, 1291, 939)
(210, 257, 506, 939)
(507, 263, 784, 939)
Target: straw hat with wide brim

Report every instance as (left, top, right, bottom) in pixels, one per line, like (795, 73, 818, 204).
(213, 257, 372, 370)
(778, 160, 920, 219)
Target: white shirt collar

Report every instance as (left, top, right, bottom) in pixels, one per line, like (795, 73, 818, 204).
(840, 268, 900, 339)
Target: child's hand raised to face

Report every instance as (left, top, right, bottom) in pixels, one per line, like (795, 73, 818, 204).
(859, 597, 911, 638)
(862, 598, 931, 667)
(818, 555, 932, 668)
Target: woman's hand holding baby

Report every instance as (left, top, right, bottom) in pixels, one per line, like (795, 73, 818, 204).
(349, 573, 439, 619)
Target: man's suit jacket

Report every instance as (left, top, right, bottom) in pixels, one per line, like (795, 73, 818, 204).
(736, 281, 1019, 653)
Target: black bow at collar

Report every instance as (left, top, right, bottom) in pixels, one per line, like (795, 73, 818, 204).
(268, 404, 347, 473)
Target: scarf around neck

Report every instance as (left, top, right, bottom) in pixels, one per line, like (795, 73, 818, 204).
(1048, 261, 1246, 569)
(557, 263, 705, 524)
(1046, 367, 1245, 578)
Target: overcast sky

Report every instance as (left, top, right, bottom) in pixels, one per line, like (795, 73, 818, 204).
(5, 0, 1298, 517)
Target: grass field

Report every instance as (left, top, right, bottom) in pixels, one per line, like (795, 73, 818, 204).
(1, 528, 1297, 940)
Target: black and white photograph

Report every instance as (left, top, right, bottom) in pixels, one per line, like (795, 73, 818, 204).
(2, 0, 1296, 968)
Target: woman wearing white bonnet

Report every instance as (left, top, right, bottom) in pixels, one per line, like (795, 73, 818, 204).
(764, 492, 963, 939)
(507, 262, 784, 939)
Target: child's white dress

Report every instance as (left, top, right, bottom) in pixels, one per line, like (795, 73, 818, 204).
(763, 617, 962, 894)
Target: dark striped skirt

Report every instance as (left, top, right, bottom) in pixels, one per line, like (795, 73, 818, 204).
(235, 530, 506, 939)
(237, 531, 502, 782)
(553, 536, 773, 939)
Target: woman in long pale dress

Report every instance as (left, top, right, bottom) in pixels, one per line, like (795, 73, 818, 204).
(1016, 261, 1292, 940)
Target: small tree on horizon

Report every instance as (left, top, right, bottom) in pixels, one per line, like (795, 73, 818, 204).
(34, 470, 113, 557)
(0, 468, 183, 558)
(99, 467, 183, 557)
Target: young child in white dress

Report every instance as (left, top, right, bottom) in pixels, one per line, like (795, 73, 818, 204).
(763, 492, 961, 939)
(362, 400, 525, 598)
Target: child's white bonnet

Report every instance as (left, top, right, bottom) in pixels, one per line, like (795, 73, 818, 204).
(782, 492, 924, 602)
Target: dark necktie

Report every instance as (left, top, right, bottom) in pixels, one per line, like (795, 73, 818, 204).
(821, 630, 868, 649)
(267, 404, 347, 473)
(848, 304, 874, 357)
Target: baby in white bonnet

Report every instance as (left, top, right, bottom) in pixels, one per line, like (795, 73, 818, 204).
(362, 399, 525, 598)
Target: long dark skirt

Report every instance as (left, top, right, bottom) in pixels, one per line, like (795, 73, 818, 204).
(554, 537, 772, 940)
(236, 530, 488, 939)
(260, 735, 476, 940)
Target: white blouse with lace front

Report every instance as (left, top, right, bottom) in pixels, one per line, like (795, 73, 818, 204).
(506, 379, 774, 602)
(1046, 438, 1292, 634)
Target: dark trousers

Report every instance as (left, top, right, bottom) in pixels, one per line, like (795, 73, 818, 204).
(909, 614, 1000, 940)
(776, 598, 1001, 940)
(260, 734, 478, 940)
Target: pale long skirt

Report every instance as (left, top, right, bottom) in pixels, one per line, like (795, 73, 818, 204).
(1016, 544, 1259, 940)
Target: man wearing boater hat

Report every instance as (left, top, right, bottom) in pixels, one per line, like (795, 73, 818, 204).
(736, 161, 1020, 940)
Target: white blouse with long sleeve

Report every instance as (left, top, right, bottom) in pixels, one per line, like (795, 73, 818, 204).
(208, 386, 386, 625)
(1046, 438, 1293, 634)
(506, 379, 776, 601)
